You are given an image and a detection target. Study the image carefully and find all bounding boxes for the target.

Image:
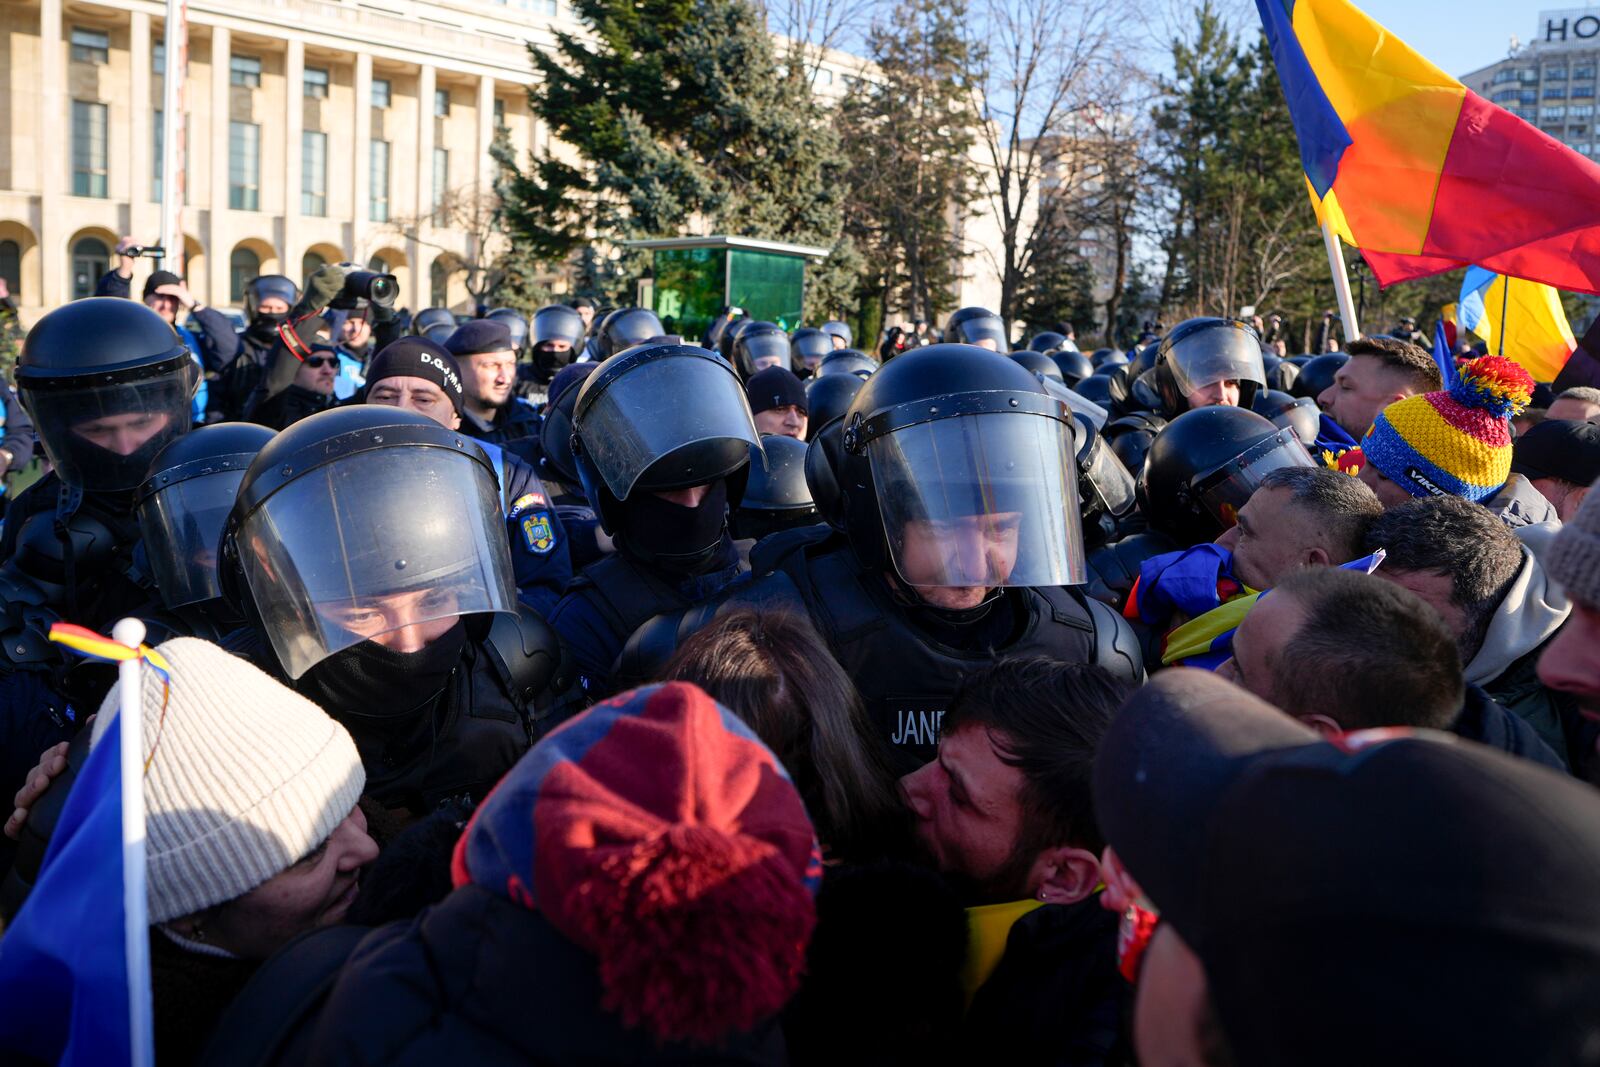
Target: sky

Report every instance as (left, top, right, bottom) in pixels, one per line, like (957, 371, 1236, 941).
(1348, 0, 1539, 76)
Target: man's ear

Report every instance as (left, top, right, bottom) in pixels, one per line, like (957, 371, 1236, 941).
(1298, 713, 1343, 738)
(1304, 545, 1332, 568)
(1031, 845, 1103, 906)
(449, 411, 462, 431)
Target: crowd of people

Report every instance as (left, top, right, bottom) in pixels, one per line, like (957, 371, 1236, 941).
(0, 254, 1599, 1066)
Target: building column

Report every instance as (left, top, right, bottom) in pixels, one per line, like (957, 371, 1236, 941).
(39, 0, 64, 307)
(413, 63, 435, 309)
(130, 12, 155, 253)
(352, 52, 372, 260)
(283, 37, 304, 276)
(208, 25, 231, 305)
(475, 73, 495, 189)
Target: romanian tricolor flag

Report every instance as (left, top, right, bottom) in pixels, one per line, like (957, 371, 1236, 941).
(1257, 0, 1600, 293)
(1457, 268, 1577, 383)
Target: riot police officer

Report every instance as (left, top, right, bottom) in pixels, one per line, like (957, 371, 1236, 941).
(547, 340, 762, 703)
(484, 307, 530, 357)
(0, 298, 198, 631)
(211, 274, 298, 421)
(731, 434, 819, 543)
(942, 306, 1010, 351)
(587, 307, 664, 363)
(516, 303, 585, 402)
(445, 319, 542, 444)
(219, 405, 564, 813)
(512, 362, 608, 569)
(791, 327, 834, 379)
(626, 344, 1144, 773)
(821, 320, 853, 349)
(731, 321, 792, 380)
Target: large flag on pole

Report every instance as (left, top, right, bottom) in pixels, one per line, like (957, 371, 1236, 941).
(0, 621, 159, 1067)
(1457, 268, 1577, 383)
(1256, 0, 1600, 294)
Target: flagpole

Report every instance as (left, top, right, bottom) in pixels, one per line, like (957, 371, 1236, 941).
(157, 0, 187, 275)
(1321, 221, 1361, 345)
(111, 617, 154, 1067)
(1498, 275, 1509, 356)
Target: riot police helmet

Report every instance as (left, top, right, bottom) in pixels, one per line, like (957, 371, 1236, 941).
(571, 340, 763, 533)
(244, 275, 298, 321)
(595, 307, 666, 362)
(526, 304, 586, 379)
(732, 321, 792, 378)
(836, 343, 1086, 591)
(1072, 412, 1137, 537)
(411, 307, 456, 337)
(791, 328, 834, 374)
(537, 363, 598, 487)
(15, 298, 199, 493)
(421, 323, 457, 347)
(1251, 388, 1322, 448)
(1051, 348, 1095, 387)
(820, 320, 853, 348)
(1028, 331, 1066, 352)
(1290, 353, 1349, 401)
(818, 348, 878, 380)
(1073, 373, 1115, 407)
(136, 422, 275, 609)
(484, 308, 530, 353)
(805, 372, 865, 433)
(1152, 317, 1267, 416)
(942, 307, 1009, 352)
(1267, 357, 1301, 392)
(1137, 406, 1314, 546)
(732, 434, 819, 542)
(221, 405, 518, 679)
(1091, 348, 1128, 370)
(1011, 350, 1065, 383)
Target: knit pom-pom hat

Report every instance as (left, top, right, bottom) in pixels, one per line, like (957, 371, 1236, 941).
(452, 682, 822, 1046)
(1360, 355, 1534, 503)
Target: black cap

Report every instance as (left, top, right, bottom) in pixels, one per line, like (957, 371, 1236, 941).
(444, 318, 515, 357)
(365, 338, 465, 413)
(1512, 418, 1600, 486)
(745, 366, 808, 416)
(1095, 669, 1600, 1067)
(142, 270, 183, 300)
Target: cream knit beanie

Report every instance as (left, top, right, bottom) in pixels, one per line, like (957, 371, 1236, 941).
(1546, 477, 1600, 609)
(91, 637, 365, 924)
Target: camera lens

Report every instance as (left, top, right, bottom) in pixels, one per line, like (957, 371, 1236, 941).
(368, 276, 398, 308)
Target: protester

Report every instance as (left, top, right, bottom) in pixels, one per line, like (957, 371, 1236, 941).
(1511, 418, 1600, 522)
(95, 242, 237, 376)
(1546, 385, 1600, 422)
(1313, 334, 1442, 450)
(1212, 466, 1380, 590)
(1218, 566, 1562, 767)
(1094, 669, 1600, 1067)
(900, 658, 1132, 1064)
(1362, 496, 1577, 762)
(745, 365, 809, 440)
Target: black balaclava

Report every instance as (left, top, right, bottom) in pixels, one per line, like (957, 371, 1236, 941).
(297, 619, 468, 728)
(531, 341, 575, 382)
(614, 479, 730, 574)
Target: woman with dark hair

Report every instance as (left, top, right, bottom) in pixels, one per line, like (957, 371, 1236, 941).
(662, 608, 909, 863)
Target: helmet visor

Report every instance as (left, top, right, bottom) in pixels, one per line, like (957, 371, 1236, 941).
(1167, 330, 1267, 397)
(580, 355, 762, 500)
(1195, 428, 1313, 530)
(793, 333, 833, 365)
(24, 362, 197, 492)
(953, 317, 1009, 352)
(139, 468, 247, 608)
(1084, 435, 1137, 518)
(236, 447, 516, 678)
(868, 411, 1085, 588)
(820, 353, 878, 380)
(1040, 377, 1109, 430)
(742, 333, 791, 372)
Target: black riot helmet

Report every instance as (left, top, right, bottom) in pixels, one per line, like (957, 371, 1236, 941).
(732, 322, 792, 379)
(525, 304, 586, 380)
(536, 363, 598, 487)
(595, 307, 665, 362)
(719, 316, 753, 365)
(821, 320, 853, 348)
(1011, 351, 1065, 383)
(136, 422, 275, 610)
(411, 307, 456, 337)
(1073, 373, 1115, 407)
(1152, 317, 1267, 416)
(1091, 348, 1127, 370)
(1252, 389, 1322, 448)
(818, 348, 878, 380)
(804, 372, 864, 433)
(942, 307, 1009, 352)
(1051, 349, 1095, 387)
(732, 435, 819, 542)
(1028, 331, 1066, 352)
(244, 275, 298, 321)
(16, 298, 199, 493)
(836, 343, 1086, 589)
(791, 328, 834, 376)
(1290, 353, 1349, 401)
(1267, 357, 1301, 393)
(1137, 406, 1314, 547)
(220, 406, 517, 679)
(484, 308, 530, 354)
(571, 340, 763, 535)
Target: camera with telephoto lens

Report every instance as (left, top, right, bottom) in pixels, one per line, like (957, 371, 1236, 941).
(328, 262, 399, 311)
(121, 245, 166, 259)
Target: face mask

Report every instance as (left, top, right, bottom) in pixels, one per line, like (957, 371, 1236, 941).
(248, 311, 289, 338)
(532, 342, 574, 379)
(616, 479, 729, 573)
(297, 619, 467, 722)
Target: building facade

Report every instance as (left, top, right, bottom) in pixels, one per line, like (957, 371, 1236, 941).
(1461, 8, 1600, 160)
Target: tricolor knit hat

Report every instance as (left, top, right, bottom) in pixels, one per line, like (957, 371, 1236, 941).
(452, 682, 822, 1045)
(1546, 475, 1600, 606)
(1360, 356, 1534, 503)
(91, 637, 365, 924)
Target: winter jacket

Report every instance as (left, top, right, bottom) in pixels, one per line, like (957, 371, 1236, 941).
(1465, 547, 1576, 763)
(151, 929, 260, 1067)
(1485, 474, 1562, 563)
(1450, 684, 1565, 771)
(292, 885, 788, 1066)
(460, 397, 542, 445)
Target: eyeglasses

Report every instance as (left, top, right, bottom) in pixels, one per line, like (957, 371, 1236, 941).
(302, 356, 339, 369)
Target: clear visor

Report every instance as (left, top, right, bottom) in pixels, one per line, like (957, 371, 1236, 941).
(954, 318, 1009, 352)
(581, 356, 762, 500)
(1040, 377, 1108, 430)
(1195, 428, 1314, 530)
(25, 366, 196, 492)
(869, 412, 1085, 588)
(1167, 331, 1267, 397)
(794, 335, 832, 363)
(820, 354, 878, 380)
(1084, 436, 1137, 518)
(138, 469, 247, 608)
(742, 334, 792, 371)
(532, 310, 583, 346)
(236, 447, 516, 678)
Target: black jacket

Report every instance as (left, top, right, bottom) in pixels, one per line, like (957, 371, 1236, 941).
(460, 398, 542, 445)
(1451, 684, 1566, 772)
(291, 885, 788, 1066)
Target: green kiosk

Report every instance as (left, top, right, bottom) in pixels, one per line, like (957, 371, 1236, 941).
(625, 236, 830, 342)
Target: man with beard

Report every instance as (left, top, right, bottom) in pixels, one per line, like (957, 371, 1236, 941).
(899, 658, 1133, 1065)
(446, 320, 541, 444)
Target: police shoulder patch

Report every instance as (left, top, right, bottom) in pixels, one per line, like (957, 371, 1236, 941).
(521, 511, 556, 554)
(509, 492, 548, 519)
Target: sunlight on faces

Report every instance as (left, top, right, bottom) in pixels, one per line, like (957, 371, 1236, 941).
(754, 405, 808, 440)
(463, 350, 517, 407)
(1211, 487, 1326, 591)
(293, 355, 338, 395)
(1547, 396, 1600, 422)
(341, 316, 373, 348)
(899, 725, 1031, 897)
(317, 586, 463, 652)
(1215, 591, 1307, 708)
(897, 511, 1022, 610)
(72, 411, 172, 456)
(1185, 379, 1241, 408)
(144, 294, 180, 324)
(753, 353, 787, 373)
(1319, 356, 1409, 439)
(367, 375, 460, 429)
(972, 337, 998, 352)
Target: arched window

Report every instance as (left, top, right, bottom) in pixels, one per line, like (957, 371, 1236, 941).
(430, 258, 452, 308)
(301, 251, 326, 287)
(230, 247, 261, 304)
(70, 237, 109, 301)
(0, 240, 20, 303)
(367, 254, 390, 274)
